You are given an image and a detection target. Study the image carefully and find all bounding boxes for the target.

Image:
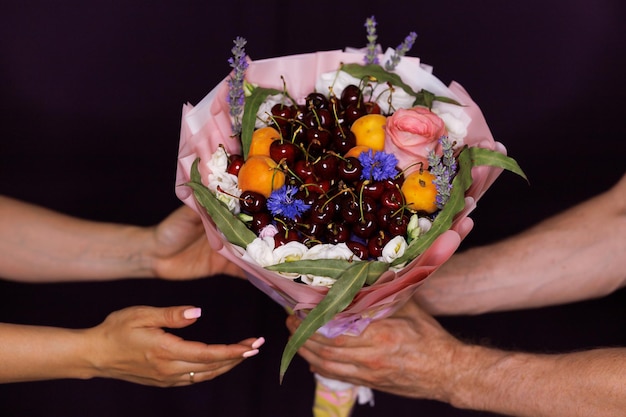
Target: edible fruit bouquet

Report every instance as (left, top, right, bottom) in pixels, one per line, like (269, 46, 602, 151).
(176, 17, 525, 415)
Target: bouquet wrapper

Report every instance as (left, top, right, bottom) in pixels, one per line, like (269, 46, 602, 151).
(176, 50, 505, 416)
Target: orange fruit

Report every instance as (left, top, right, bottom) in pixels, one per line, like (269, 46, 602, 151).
(238, 155, 285, 198)
(344, 145, 373, 159)
(401, 169, 438, 214)
(350, 114, 387, 151)
(248, 126, 281, 157)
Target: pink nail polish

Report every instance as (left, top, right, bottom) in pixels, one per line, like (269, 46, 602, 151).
(251, 337, 266, 349)
(183, 308, 202, 319)
(243, 349, 259, 358)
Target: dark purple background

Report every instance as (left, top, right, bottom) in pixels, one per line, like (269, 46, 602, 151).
(1, 1, 625, 416)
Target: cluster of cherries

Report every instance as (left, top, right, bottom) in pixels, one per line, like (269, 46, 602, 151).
(226, 85, 417, 261)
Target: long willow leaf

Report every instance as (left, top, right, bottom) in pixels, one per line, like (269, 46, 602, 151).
(279, 261, 372, 383)
(186, 158, 256, 248)
(392, 147, 526, 266)
(241, 87, 282, 159)
(266, 259, 388, 284)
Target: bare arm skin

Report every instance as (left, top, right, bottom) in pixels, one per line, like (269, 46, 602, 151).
(0, 305, 264, 386)
(0, 195, 244, 282)
(416, 172, 626, 314)
(287, 302, 626, 417)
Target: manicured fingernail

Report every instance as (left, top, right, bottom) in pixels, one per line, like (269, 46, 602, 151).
(243, 349, 259, 358)
(183, 308, 202, 319)
(251, 337, 265, 349)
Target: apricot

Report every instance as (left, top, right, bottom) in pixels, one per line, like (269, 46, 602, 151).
(401, 169, 438, 214)
(238, 155, 285, 198)
(350, 114, 387, 151)
(248, 126, 281, 157)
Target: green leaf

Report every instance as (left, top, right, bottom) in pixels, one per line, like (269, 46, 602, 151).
(279, 261, 372, 383)
(266, 259, 389, 285)
(186, 158, 257, 248)
(392, 147, 527, 267)
(341, 63, 417, 98)
(241, 87, 282, 159)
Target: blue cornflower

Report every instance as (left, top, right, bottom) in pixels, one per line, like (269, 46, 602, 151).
(364, 16, 380, 65)
(358, 150, 399, 181)
(227, 37, 248, 136)
(385, 32, 418, 71)
(428, 136, 457, 209)
(267, 185, 311, 220)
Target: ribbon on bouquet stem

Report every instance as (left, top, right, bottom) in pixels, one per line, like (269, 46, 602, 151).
(313, 374, 373, 417)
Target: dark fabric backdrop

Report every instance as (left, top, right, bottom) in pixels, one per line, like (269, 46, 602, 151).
(1, 1, 624, 416)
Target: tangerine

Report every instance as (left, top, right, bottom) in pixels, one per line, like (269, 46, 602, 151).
(350, 114, 387, 151)
(344, 145, 373, 159)
(238, 155, 285, 198)
(248, 126, 281, 157)
(401, 169, 438, 214)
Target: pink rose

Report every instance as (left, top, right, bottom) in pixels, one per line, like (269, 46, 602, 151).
(383, 106, 447, 172)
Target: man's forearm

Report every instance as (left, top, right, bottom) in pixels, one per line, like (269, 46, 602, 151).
(416, 174, 626, 314)
(450, 345, 626, 417)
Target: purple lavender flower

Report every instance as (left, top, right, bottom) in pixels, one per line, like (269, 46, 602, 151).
(358, 150, 399, 181)
(428, 136, 457, 209)
(267, 185, 311, 220)
(227, 37, 248, 136)
(385, 31, 418, 71)
(364, 16, 380, 65)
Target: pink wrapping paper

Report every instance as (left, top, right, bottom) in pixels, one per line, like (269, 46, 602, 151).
(176, 50, 503, 331)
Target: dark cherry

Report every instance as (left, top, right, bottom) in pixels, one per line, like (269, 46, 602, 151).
(331, 126, 356, 154)
(303, 108, 333, 130)
(269, 139, 301, 166)
(226, 154, 244, 176)
(380, 188, 404, 210)
(313, 154, 339, 180)
(271, 103, 295, 127)
(294, 159, 314, 179)
(376, 206, 395, 230)
(274, 229, 300, 246)
(343, 103, 366, 124)
(358, 180, 385, 200)
(306, 128, 331, 150)
(387, 213, 410, 237)
(250, 212, 272, 234)
(367, 232, 391, 258)
(309, 197, 336, 224)
(325, 222, 350, 244)
(337, 156, 363, 182)
(339, 197, 361, 224)
(340, 85, 364, 108)
(346, 240, 368, 260)
(240, 190, 266, 214)
(305, 92, 329, 110)
(351, 212, 378, 239)
(364, 101, 382, 115)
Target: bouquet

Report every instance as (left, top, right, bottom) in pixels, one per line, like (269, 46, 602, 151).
(176, 16, 525, 416)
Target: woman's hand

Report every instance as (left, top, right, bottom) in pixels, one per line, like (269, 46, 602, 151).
(86, 305, 263, 386)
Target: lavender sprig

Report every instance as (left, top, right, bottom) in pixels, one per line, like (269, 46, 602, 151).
(364, 16, 380, 65)
(428, 136, 457, 209)
(227, 37, 248, 137)
(385, 31, 418, 71)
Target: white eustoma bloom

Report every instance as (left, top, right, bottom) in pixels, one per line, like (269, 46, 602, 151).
(432, 105, 467, 148)
(407, 214, 433, 242)
(378, 236, 407, 263)
(272, 241, 309, 264)
(299, 243, 355, 287)
(206, 147, 242, 214)
(243, 236, 276, 267)
(258, 224, 279, 238)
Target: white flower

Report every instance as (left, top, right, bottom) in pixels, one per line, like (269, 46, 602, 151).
(373, 86, 415, 114)
(258, 224, 279, 238)
(432, 105, 467, 148)
(243, 236, 276, 267)
(315, 70, 360, 100)
(302, 242, 354, 261)
(378, 235, 407, 263)
(207, 146, 230, 174)
(407, 214, 433, 242)
(207, 170, 241, 214)
(300, 275, 338, 287)
(272, 241, 308, 264)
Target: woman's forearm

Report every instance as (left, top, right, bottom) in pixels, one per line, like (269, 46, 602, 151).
(0, 196, 153, 282)
(416, 173, 626, 314)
